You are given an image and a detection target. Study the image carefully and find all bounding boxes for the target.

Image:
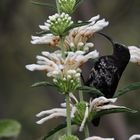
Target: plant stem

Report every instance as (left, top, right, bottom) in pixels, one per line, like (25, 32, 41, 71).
(79, 89, 84, 101)
(84, 124, 90, 138)
(66, 94, 72, 136)
(79, 80, 84, 101)
(60, 37, 65, 58)
(56, 0, 60, 14)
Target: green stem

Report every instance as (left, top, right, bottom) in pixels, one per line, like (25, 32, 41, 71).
(84, 124, 90, 138)
(56, 0, 60, 14)
(79, 80, 84, 101)
(79, 89, 84, 101)
(66, 94, 72, 136)
(60, 37, 65, 58)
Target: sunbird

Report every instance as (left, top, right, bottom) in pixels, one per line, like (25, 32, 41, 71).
(83, 33, 130, 126)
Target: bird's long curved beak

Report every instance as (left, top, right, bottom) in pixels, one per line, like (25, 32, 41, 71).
(97, 32, 115, 47)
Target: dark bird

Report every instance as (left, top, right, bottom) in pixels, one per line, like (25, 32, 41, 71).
(85, 33, 130, 98)
(82, 33, 130, 126)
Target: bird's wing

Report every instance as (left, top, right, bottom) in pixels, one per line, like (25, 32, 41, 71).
(86, 56, 120, 98)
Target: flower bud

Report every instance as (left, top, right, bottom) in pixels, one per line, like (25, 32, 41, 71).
(47, 13, 73, 36)
(59, 0, 76, 14)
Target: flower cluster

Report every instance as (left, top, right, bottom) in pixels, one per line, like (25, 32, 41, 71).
(31, 15, 109, 52)
(26, 50, 99, 93)
(36, 96, 126, 132)
(64, 15, 109, 52)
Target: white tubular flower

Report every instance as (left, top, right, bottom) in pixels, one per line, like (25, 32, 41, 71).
(36, 103, 76, 124)
(69, 92, 78, 103)
(25, 51, 62, 76)
(129, 134, 140, 140)
(79, 103, 89, 132)
(64, 15, 109, 52)
(89, 96, 118, 112)
(36, 108, 66, 124)
(64, 50, 99, 72)
(84, 136, 114, 140)
(31, 34, 60, 46)
(128, 46, 140, 65)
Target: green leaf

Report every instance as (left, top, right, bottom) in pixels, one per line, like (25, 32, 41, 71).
(114, 82, 140, 98)
(78, 86, 104, 96)
(59, 135, 79, 140)
(32, 81, 54, 87)
(41, 122, 76, 140)
(42, 123, 67, 140)
(31, 1, 55, 9)
(36, 30, 51, 36)
(0, 119, 21, 138)
(93, 107, 137, 120)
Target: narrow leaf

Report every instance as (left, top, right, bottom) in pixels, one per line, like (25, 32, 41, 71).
(78, 86, 104, 96)
(42, 123, 67, 140)
(31, 1, 55, 9)
(42, 122, 76, 140)
(74, 0, 84, 9)
(32, 81, 54, 87)
(93, 107, 137, 119)
(114, 82, 140, 98)
(36, 30, 51, 36)
(0, 119, 21, 138)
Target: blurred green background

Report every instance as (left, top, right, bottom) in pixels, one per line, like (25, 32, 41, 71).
(0, 0, 140, 140)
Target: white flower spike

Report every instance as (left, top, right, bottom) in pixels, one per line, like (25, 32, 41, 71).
(84, 136, 114, 140)
(31, 34, 60, 46)
(128, 46, 140, 65)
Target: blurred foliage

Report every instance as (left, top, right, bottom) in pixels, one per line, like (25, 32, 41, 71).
(0, 0, 140, 140)
(0, 119, 21, 139)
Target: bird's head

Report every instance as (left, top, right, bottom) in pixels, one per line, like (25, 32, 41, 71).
(97, 32, 130, 62)
(113, 43, 130, 61)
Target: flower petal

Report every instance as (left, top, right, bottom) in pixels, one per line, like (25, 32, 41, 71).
(84, 136, 114, 140)
(90, 96, 117, 111)
(128, 46, 140, 65)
